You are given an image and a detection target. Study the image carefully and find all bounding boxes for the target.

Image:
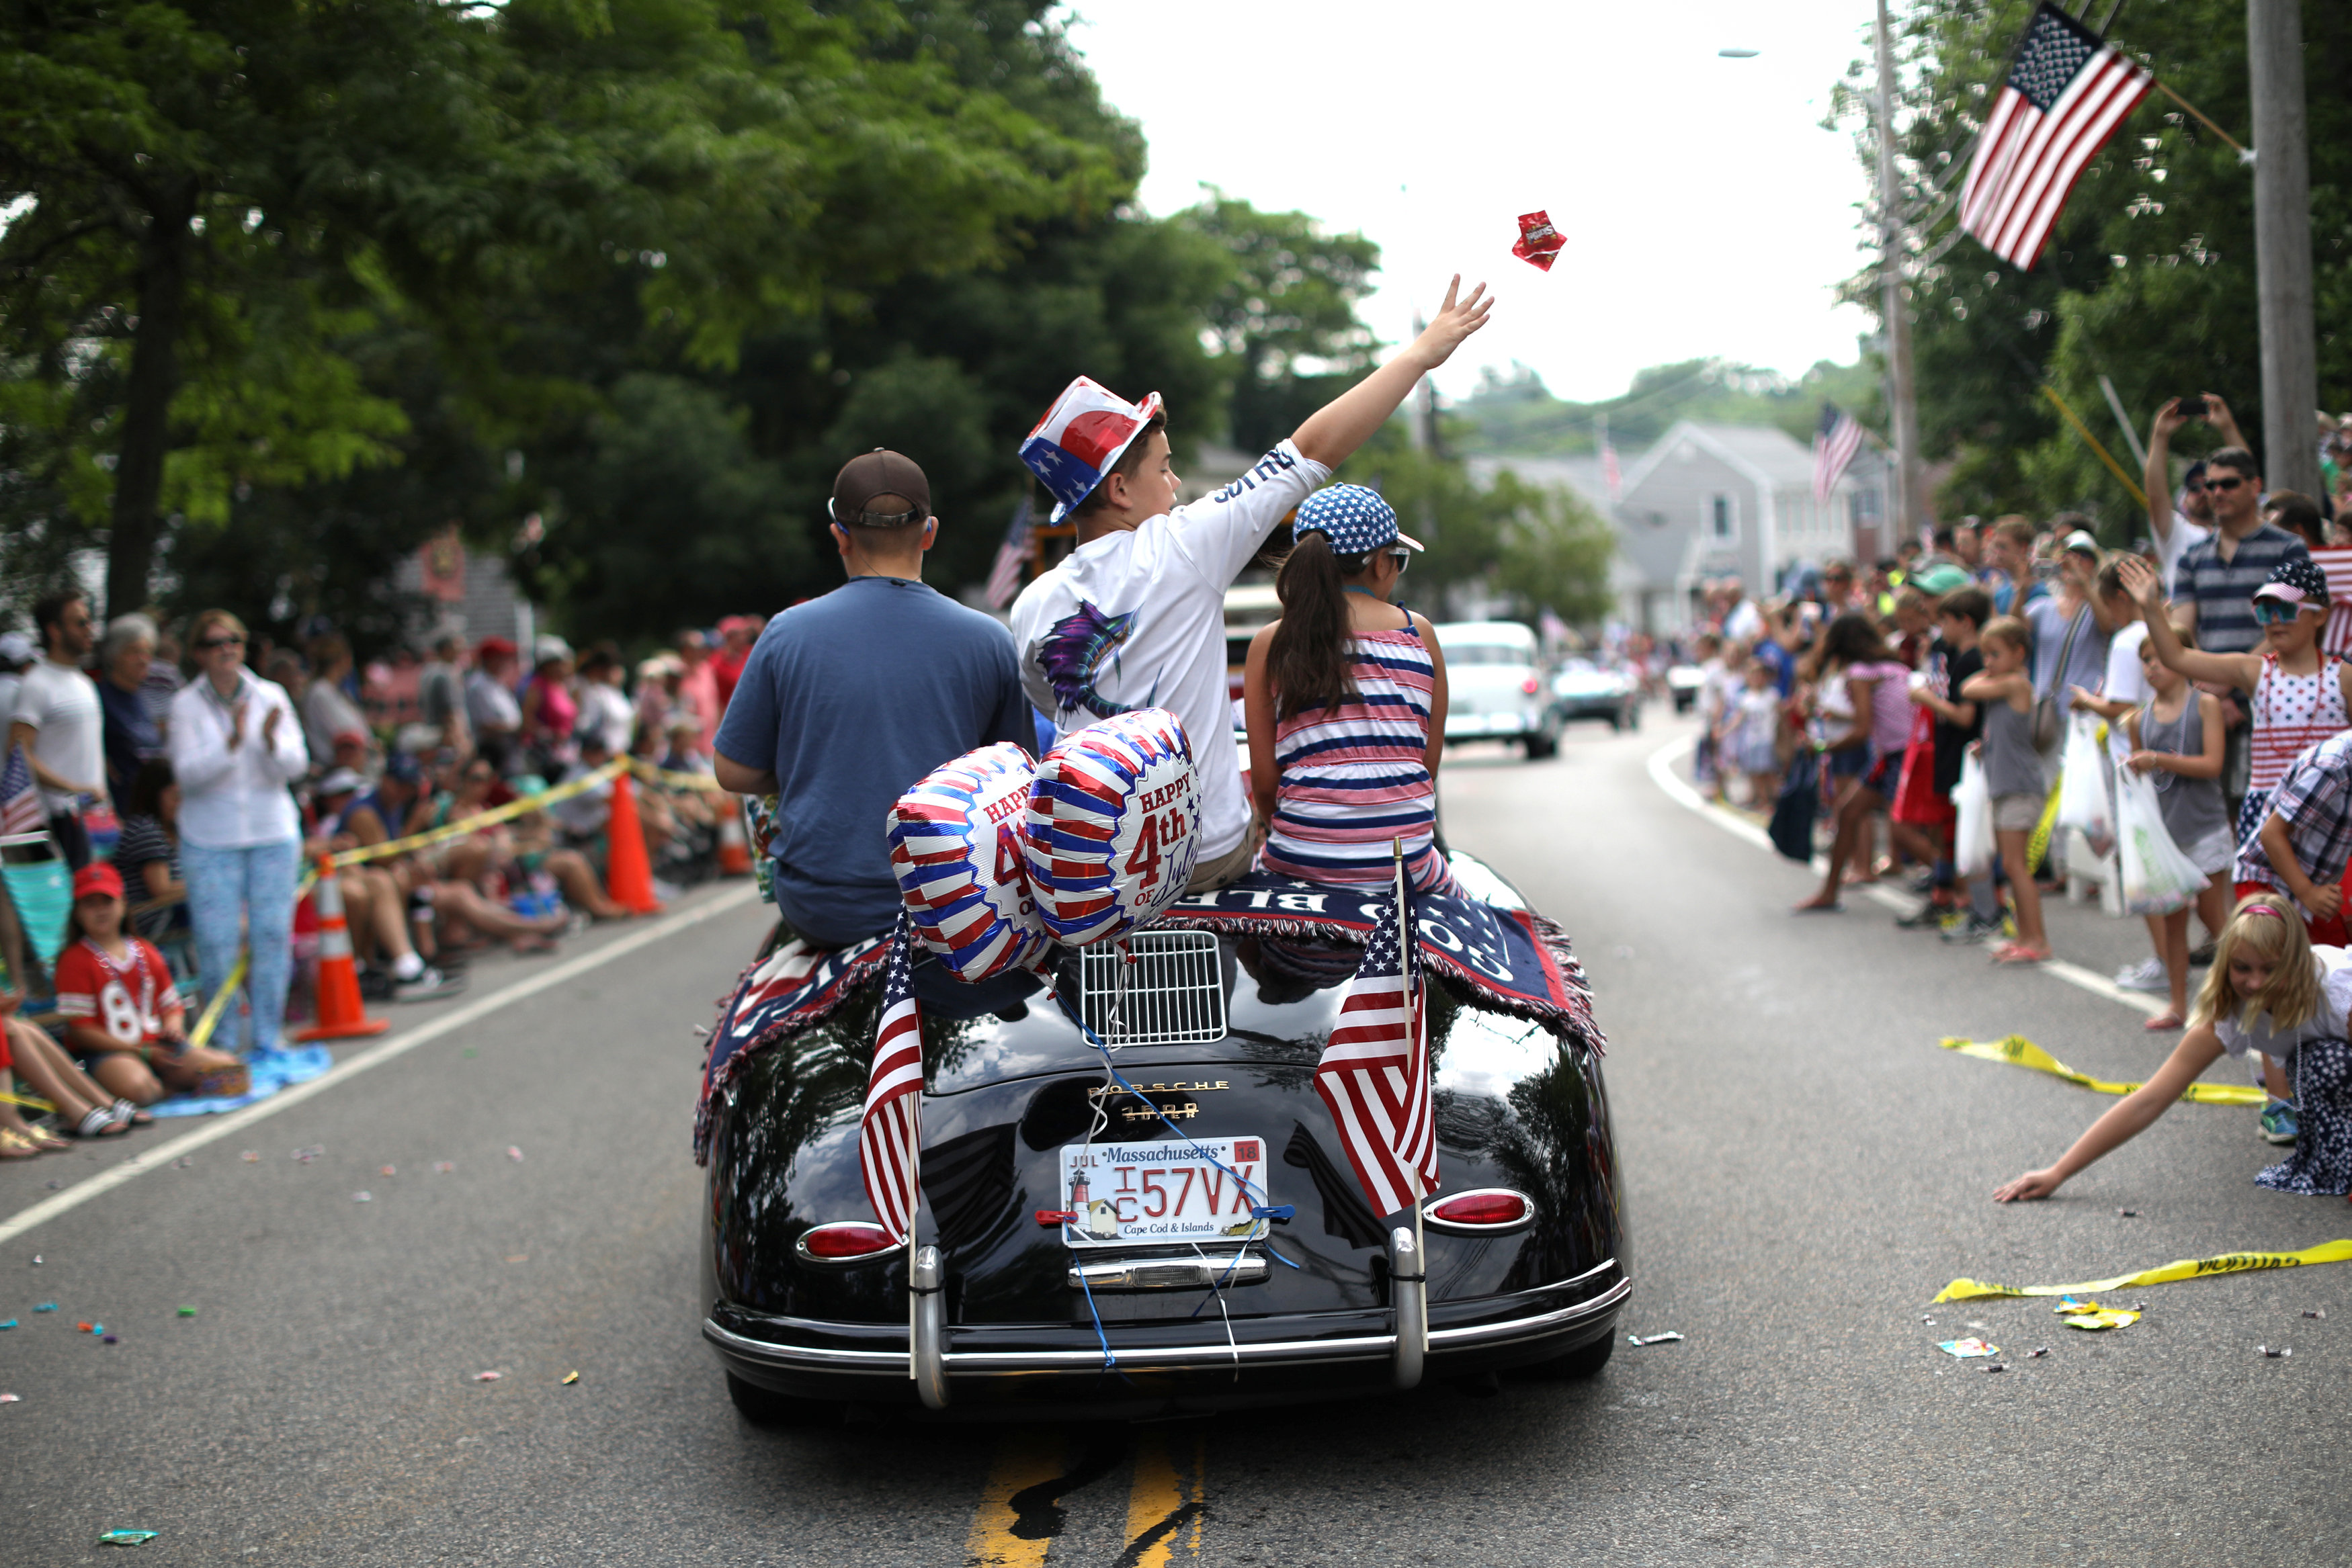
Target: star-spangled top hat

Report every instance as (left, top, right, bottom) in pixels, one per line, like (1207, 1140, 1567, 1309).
(1019, 377, 1165, 521)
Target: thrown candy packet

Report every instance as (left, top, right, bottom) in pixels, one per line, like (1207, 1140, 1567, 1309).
(177, 1307, 196, 1317)
(1626, 1331, 1685, 1346)
(474, 1370, 502, 1382)
(97, 1530, 159, 1545)
(0, 1319, 15, 1330)
(2061, 1307, 2139, 1332)
(0, 1393, 18, 1404)
(507, 1147, 524, 1162)
(241, 1151, 260, 1162)
(561, 1370, 580, 1385)
(2259, 1345, 2292, 1358)
(1939, 1337, 1999, 1358)
(1511, 210, 1565, 271)
(33, 1303, 56, 1313)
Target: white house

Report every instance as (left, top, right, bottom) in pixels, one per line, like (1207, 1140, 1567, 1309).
(1473, 421, 1890, 634)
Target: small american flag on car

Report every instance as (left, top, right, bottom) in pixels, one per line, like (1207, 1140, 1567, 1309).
(1959, 3, 2152, 270)
(0, 744, 45, 844)
(1812, 404, 1864, 505)
(861, 918, 927, 1246)
(1313, 849, 1437, 1217)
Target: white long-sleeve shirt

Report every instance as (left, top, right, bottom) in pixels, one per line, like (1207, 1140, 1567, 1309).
(169, 670, 310, 848)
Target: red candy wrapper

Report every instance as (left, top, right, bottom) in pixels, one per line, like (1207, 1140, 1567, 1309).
(1511, 210, 1564, 271)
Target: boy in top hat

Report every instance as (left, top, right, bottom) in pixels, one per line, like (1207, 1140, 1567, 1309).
(1011, 276, 1493, 891)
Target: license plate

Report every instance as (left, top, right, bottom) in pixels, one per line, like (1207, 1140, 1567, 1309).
(1057, 1137, 1269, 1248)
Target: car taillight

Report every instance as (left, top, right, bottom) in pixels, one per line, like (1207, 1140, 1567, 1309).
(797, 1221, 898, 1261)
(1520, 677, 1540, 696)
(1423, 1189, 1531, 1230)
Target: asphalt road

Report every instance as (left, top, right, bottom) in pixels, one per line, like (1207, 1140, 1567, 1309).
(3, 711, 2347, 1565)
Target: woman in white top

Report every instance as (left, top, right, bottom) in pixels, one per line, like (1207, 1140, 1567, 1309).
(167, 610, 310, 1063)
(1995, 895, 2352, 1201)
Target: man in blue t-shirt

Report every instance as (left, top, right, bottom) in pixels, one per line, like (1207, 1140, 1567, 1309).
(714, 449, 1033, 948)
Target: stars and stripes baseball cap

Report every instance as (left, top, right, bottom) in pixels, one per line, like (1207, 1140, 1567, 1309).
(2254, 555, 2331, 610)
(1292, 484, 1423, 557)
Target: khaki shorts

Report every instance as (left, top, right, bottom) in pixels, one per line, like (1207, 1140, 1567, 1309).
(1186, 815, 1265, 893)
(1991, 792, 2043, 833)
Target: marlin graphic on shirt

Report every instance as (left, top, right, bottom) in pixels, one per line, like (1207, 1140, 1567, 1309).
(1038, 602, 1161, 720)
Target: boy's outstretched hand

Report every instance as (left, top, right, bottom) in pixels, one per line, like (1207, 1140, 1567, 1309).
(1408, 275, 1493, 371)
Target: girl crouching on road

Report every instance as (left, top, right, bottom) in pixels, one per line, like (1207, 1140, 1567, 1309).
(1244, 484, 1458, 896)
(1994, 896, 2352, 1201)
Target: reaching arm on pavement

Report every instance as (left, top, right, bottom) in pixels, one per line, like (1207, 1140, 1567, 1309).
(1992, 1027, 2227, 1201)
(1290, 277, 1493, 471)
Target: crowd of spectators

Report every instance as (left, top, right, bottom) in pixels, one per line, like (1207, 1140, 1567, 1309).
(1685, 399, 2352, 1166)
(0, 599, 763, 1147)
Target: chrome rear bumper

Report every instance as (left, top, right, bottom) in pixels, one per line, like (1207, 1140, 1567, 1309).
(706, 1259, 1626, 1383)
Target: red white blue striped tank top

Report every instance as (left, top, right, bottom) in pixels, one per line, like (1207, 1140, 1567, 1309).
(1260, 623, 1458, 894)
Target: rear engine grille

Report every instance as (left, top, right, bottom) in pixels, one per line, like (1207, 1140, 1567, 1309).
(1079, 929, 1226, 1046)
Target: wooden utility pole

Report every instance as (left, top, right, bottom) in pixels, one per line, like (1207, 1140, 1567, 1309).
(1874, 0, 1925, 546)
(2249, 0, 2320, 497)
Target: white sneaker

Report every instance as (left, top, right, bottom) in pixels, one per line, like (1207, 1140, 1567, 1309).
(2113, 958, 2169, 992)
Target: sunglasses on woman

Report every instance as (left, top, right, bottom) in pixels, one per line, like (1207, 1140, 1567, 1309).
(197, 634, 245, 650)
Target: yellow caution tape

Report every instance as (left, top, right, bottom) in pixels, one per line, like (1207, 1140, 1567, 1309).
(327, 758, 626, 869)
(0, 1090, 58, 1113)
(186, 948, 249, 1053)
(1937, 1035, 2266, 1106)
(1935, 1239, 2352, 1303)
(2026, 775, 2064, 875)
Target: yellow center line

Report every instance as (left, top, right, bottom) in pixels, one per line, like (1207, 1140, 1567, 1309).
(964, 1428, 1066, 1568)
(1120, 1426, 1206, 1567)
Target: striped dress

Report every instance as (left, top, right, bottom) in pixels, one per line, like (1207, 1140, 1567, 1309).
(2239, 650, 2352, 844)
(1260, 623, 1459, 895)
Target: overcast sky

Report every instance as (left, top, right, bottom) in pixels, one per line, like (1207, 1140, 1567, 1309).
(1066, 0, 1886, 403)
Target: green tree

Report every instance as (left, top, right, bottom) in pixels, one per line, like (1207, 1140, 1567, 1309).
(1181, 191, 1380, 452)
(1492, 474, 1617, 626)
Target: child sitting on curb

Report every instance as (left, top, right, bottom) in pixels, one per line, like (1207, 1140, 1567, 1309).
(1994, 896, 2352, 1201)
(1960, 616, 2048, 963)
(53, 863, 242, 1105)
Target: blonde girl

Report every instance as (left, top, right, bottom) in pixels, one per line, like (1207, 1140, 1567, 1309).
(1994, 897, 2352, 1200)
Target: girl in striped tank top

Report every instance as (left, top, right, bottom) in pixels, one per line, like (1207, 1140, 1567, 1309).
(1243, 484, 1460, 895)
(2120, 554, 2352, 844)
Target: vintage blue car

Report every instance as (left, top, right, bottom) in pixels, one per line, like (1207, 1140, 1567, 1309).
(696, 852, 1626, 1423)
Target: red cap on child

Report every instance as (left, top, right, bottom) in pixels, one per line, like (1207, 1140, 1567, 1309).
(72, 862, 124, 902)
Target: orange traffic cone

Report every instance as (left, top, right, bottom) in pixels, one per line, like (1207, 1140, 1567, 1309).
(715, 796, 751, 877)
(604, 770, 665, 914)
(296, 858, 390, 1042)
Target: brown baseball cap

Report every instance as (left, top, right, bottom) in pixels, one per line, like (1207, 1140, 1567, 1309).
(830, 448, 931, 523)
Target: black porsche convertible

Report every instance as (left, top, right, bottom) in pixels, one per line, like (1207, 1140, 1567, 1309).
(697, 851, 1627, 1423)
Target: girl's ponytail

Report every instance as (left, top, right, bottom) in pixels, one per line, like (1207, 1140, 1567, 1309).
(1267, 532, 1368, 719)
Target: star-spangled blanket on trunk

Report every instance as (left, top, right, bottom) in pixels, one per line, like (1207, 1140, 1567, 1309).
(694, 930, 893, 1162)
(694, 873, 1603, 1162)
(1151, 871, 1603, 1053)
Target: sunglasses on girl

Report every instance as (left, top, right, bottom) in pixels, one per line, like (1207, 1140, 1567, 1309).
(2252, 598, 2314, 625)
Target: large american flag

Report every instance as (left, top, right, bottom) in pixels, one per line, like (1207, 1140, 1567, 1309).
(1313, 855, 1437, 1217)
(0, 744, 45, 844)
(1959, 3, 2152, 270)
(860, 920, 926, 1245)
(984, 497, 1033, 611)
(1812, 404, 1865, 505)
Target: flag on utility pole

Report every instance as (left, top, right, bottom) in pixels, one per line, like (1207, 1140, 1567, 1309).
(1958, 2, 2153, 269)
(1812, 405, 1865, 505)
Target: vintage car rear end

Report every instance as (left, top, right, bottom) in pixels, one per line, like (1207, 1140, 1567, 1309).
(699, 859, 1627, 1422)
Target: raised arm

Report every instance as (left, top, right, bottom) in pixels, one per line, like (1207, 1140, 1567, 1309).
(2117, 554, 2255, 693)
(1992, 1025, 2227, 1201)
(1291, 277, 1493, 471)
(2144, 398, 2184, 544)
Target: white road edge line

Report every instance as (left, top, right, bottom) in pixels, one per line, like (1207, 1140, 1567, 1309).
(0, 881, 761, 1246)
(1644, 732, 2162, 1019)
